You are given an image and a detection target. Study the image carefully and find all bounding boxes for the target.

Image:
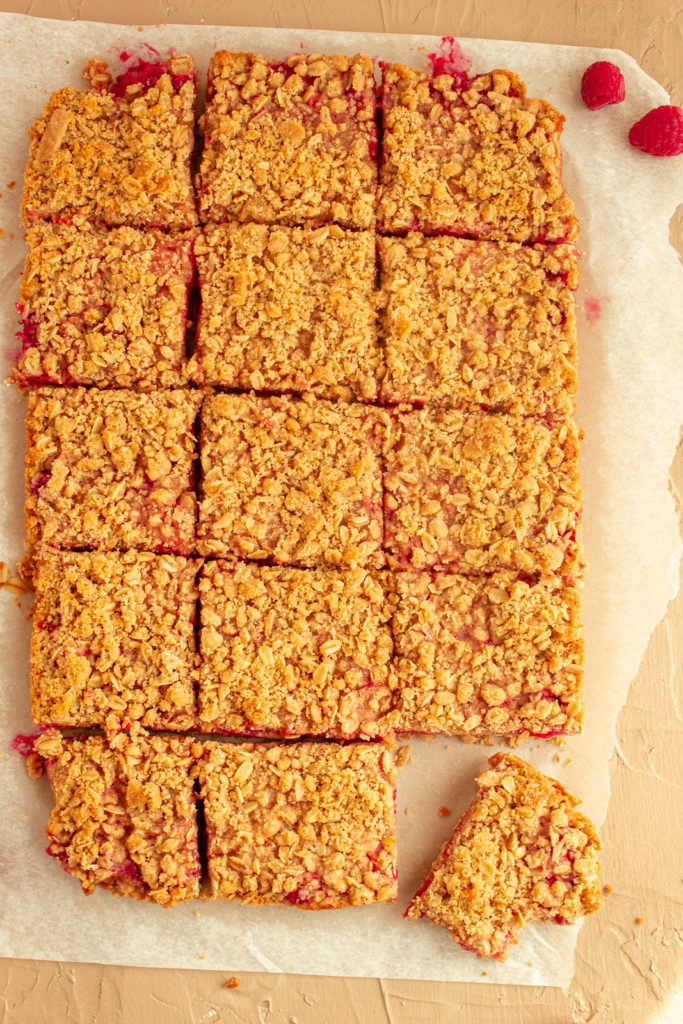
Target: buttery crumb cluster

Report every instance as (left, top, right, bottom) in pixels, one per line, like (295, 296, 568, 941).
(19, 48, 601, 947)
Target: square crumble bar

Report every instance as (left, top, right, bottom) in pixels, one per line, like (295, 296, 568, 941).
(405, 753, 603, 959)
(21, 55, 198, 230)
(14, 223, 195, 389)
(384, 407, 582, 579)
(198, 393, 385, 568)
(25, 387, 202, 558)
(31, 549, 198, 732)
(34, 730, 201, 907)
(191, 223, 380, 399)
(387, 571, 583, 742)
(198, 560, 393, 739)
(378, 65, 578, 243)
(198, 52, 377, 229)
(197, 740, 397, 908)
(379, 235, 578, 416)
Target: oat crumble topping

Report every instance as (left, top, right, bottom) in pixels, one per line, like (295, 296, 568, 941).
(198, 393, 386, 568)
(388, 571, 583, 741)
(31, 549, 198, 731)
(378, 65, 578, 242)
(36, 730, 201, 906)
(15, 222, 195, 389)
(25, 387, 202, 557)
(198, 560, 393, 738)
(384, 406, 582, 578)
(22, 55, 198, 229)
(191, 223, 380, 399)
(198, 52, 376, 228)
(405, 752, 603, 958)
(197, 740, 397, 907)
(379, 235, 578, 414)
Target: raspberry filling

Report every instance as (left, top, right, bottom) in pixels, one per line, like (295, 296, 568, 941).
(111, 60, 191, 97)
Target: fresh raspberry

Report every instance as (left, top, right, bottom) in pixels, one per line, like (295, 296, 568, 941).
(628, 105, 683, 156)
(580, 61, 625, 110)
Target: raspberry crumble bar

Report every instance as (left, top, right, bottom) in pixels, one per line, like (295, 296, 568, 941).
(22, 54, 198, 230)
(25, 387, 202, 557)
(405, 753, 603, 958)
(388, 571, 583, 741)
(197, 740, 397, 907)
(198, 560, 392, 738)
(30, 549, 198, 731)
(14, 223, 195, 389)
(198, 52, 377, 228)
(384, 407, 582, 578)
(34, 730, 201, 906)
(378, 65, 578, 242)
(379, 235, 578, 415)
(198, 393, 385, 568)
(191, 223, 380, 399)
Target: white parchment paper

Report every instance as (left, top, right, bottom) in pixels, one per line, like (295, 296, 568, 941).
(0, 13, 681, 987)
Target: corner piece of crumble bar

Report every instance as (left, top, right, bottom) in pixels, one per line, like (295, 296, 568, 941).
(405, 752, 603, 958)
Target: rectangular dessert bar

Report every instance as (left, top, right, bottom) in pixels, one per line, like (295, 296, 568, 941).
(198, 560, 393, 738)
(383, 406, 582, 579)
(197, 740, 397, 908)
(25, 387, 202, 557)
(388, 571, 583, 741)
(34, 730, 201, 907)
(198, 51, 377, 229)
(198, 393, 385, 568)
(31, 549, 198, 732)
(405, 753, 603, 959)
(378, 65, 578, 242)
(21, 54, 198, 230)
(192, 223, 380, 400)
(379, 235, 578, 415)
(14, 223, 195, 389)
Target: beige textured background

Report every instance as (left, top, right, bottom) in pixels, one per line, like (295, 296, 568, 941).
(1, 2, 682, 1022)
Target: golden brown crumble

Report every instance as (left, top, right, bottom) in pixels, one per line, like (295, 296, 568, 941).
(198, 560, 393, 738)
(191, 223, 380, 399)
(384, 406, 582, 579)
(31, 549, 199, 731)
(405, 753, 603, 958)
(198, 393, 386, 568)
(379, 235, 578, 414)
(196, 740, 397, 908)
(25, 387, 202, 557)
(35, 730, 200, 906)
(387, 571, 583, 741)
(15, 223, 195, 388)
(22, 55, 198, 229)
(198, 52, 376, 228)
(378, 65, 578, 243)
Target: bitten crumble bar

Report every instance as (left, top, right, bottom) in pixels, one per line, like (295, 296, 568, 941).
(405, 753, 603, 958)
(384, 406, 582, 579)
(198, 52, 377, 228)
(35, 730, 201, 906)
(197, 740, 397, 907)
(198, 393, 385, 568)
(388, 571, 583, 741)
(198, 560, 393, 738)
(191, 223, 380, 399)
(378, 65, 578, 242)
(379, 235, 578, 415)
(31, 549, 198, 731)
(14, 223, 195, 389)
(25, 387, 202, 557)
(21, 54, 198, 230)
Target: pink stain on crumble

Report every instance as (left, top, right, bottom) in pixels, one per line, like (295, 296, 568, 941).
(427, 37, 472, 85)
(584, 297, 603, 323)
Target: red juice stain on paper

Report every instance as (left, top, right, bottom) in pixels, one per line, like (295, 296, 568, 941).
(584, 297, 603, 323)
(10, 732, 39, 757)
(427, 37, 472, 85)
